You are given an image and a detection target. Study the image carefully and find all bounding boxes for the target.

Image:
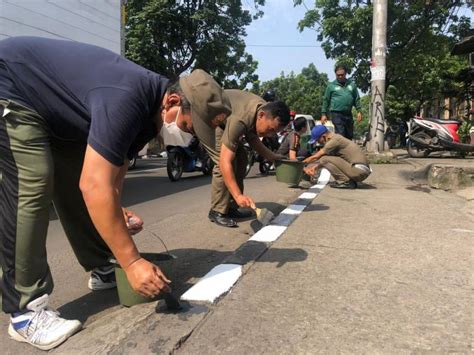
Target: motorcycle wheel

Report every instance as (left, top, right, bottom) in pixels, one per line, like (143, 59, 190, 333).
(386, 135, 397, 149)
(259, 161, 272, 175)
(167, 150, 184, 181)
(244, 145, 254, 177)
(407, 132, 431, 158)
(201, 155, 214, 176)
(128, 155, 137, 170)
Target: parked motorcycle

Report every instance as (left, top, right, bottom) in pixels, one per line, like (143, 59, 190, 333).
(166, 137, 213, 181)
(241, 135, 283, 176)
(257, 134, 282, 175)
(385, 123, 399, 149)
(242, 139, 255, 177)
(407, 116, 474, 158)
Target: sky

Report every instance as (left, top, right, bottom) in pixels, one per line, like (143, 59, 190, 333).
(243, 1, 335, 83)
(243, 2, 474, 84)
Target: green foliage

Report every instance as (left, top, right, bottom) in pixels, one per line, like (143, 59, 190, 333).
(251, 63, 329, 117)
(457, 120, 473, 143)
(125, 0, 265, 88)
(294, 0, 472, 122)
(354, 95, 370, 139)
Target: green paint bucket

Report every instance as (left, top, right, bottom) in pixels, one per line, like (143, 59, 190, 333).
(115, 253, 176, 307)
(275, 159, 304, 185)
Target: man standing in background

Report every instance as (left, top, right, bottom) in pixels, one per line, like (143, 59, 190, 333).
(320, 65, 362, 140)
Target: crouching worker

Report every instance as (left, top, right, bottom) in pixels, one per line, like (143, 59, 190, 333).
(276, 116, 308, 160)
(0, 36, 231, 350)
(303, 126, 371, 189)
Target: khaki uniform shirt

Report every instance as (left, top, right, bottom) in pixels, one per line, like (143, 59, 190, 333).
(221, 89, 264, 152)
(323, 134, 369, 165)
(276, 131, 300, 156)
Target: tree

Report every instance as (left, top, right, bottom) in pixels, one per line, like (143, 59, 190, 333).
(253, 63, 329, 117)
(294, 0, 472, 121)
(125, 0, 264, 88)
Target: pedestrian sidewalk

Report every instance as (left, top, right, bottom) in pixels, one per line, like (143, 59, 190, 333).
(176, 161, 472, 354)
(58, 158, 473, 354)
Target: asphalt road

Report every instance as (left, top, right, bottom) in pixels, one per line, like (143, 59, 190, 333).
(0, 157, 304, 354)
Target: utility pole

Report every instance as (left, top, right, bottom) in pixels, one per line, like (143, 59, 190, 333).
(367, 0, 388, 153)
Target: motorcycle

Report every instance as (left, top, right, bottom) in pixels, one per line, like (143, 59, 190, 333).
(257, 134, 282, 175)
(166, 137, 213, 181)
(242, 134, 282, 176)
(407, 116, 474, 158)
(385, 123, 399, 149)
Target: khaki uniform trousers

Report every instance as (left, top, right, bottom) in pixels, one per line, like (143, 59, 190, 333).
(0, 100, 112, 314)
(200, 126, 248, 214)
(319, 155, 369, 183)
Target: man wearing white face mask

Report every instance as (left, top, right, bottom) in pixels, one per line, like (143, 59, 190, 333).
(0, 37, 230, 350)
(161, 107, 194, 147)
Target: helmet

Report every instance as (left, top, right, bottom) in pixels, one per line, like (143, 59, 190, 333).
(262, 89, 276, 102)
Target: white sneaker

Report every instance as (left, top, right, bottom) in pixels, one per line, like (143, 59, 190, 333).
(88, 264, 117, 291)
(8, 294, 82, 351)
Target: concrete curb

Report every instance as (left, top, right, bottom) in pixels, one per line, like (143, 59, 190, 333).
(181, 169, 331, 303)
(57, 169, 331, 354)
(428, 164, 474, 190)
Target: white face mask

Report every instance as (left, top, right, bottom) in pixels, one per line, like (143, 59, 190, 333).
(160, 107, 194, 147)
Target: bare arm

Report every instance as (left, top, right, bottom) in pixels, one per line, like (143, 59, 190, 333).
(247, 135, 280, 162)
(289, 149, 297, 160)
(80, 145, 170, 296)
(303, 148, 326, 164)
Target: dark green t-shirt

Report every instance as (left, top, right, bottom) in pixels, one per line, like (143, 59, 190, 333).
(321, 79, 361, 114)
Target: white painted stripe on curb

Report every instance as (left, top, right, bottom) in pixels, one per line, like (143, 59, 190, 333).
(317, 168, 331, 183)
(281, 204, 306, 215)
(181, 264, 242, 302)
(249, 225, 287, 243)
(181, 168, 331, 303)
(299, 192, 317, 199)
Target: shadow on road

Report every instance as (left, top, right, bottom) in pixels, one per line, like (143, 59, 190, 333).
(122, 174, 211, 207)
(58, 245, 308, 323)
(356, 183, 377, 190)
(48, 162, 211, 222)
(304, 203, 330, 212)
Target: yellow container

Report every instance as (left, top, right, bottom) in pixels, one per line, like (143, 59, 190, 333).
(275, 159, 304, 184)
(115, 253, 176, 307)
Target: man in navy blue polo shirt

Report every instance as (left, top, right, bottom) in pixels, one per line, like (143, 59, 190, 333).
(0, 36, 230, 350)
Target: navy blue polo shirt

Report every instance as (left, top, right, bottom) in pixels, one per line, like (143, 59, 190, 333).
(0, 36, 169, 166)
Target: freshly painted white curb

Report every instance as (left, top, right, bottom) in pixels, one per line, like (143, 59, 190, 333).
(281, 204, 306, 215)
(317, 168, 331, 184)
(299, 191, 317, 199)
(181, 168, 330, 303)
(181, 264, 242, 302)
(249, 225, 287, 243)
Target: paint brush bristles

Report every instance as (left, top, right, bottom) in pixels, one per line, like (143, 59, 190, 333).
(255, 207, 274, 226)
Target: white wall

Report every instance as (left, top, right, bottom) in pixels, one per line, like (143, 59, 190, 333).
(0, 0, 121, 54)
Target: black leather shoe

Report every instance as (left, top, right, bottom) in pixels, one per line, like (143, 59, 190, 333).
(228, 208, 253, 219)
(330, 180, 357, 189)
(208, 210, 238, 228)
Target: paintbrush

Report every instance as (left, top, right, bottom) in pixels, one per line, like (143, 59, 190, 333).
(163, 292, 182, 311)
(252, 206, 274, 226)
